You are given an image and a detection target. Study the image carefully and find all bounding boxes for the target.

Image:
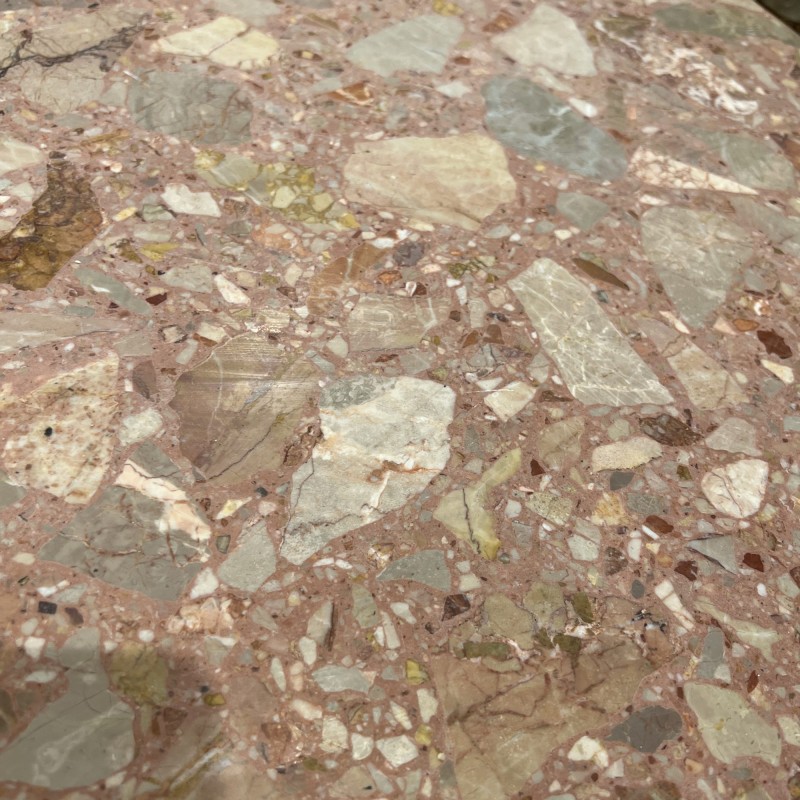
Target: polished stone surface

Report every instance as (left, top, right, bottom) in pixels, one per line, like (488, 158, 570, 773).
(1, 1, 800, 798)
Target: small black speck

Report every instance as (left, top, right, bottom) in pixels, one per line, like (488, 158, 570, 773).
(200, 685, 209, 693)
(44, 427, 53, 437)
(255, 487, 268, 497)
(38, 601, 57, 615)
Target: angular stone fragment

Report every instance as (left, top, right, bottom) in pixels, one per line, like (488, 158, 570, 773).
(666, 340, 745, 410)
(434, 449, 521, 560)
(483, 78, 628, 182)
(641, 207, 753, 327)
(0, 155, 103, 290)
(608, 706, 682, 753)
(730, 197, 800, 258)
(484, 381, 535, 422)
(171, 335, 319, 485)
(344, 134, 515, 230)
(685, 683, 781, 766)
(1, 354, 118, 504)
(161, 183, 221, 217)
(128, 70, 252, 145)
(0, 8, 143, 113)
(347, 295, 448, 351)
(705, 418, 760, 456)
(694, 599, 779, 663)
(0, 629, 134, 789)
(74, 267, 152, 316)
(0, 136, 45, 176)
(157, 16, 279, 69)
(0, 312, 129, 354)
(691, 130, 795, 191)
(312, 665, 373, 695)
(556, 192, 610, 230)
(346, 15, 463, 78)
(510, 260, 672, 406)
(526, 491, 573, 525)
(433, 634, 653, 800)
(537, 417, 585, 470)
(687, 536, 737, 574)
(630, 148, 758, 194)
(701, 458, 768, 518)
(282, 376, 454, 564)
(591, 437, 662, 472)
(217, 521, 276, 592)
(484, 594, 535, 650)
(655, 3, 800, 45)
(492, 4, 596, 76)
(378, 550, 450, 592)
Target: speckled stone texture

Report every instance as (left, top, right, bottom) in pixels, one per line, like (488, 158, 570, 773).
(1, 1, 800, 799)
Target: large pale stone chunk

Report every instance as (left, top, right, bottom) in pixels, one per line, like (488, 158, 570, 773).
(0, 312, 129, 354)
(157, 16, 279, 69)
(170, 335, 319, 485)
(346, 15, 463, 78)
(685, 683, 781, 766)
(641, 206, 753, 327)
(217, 521, 276, 592)
(344, 134, 516, 230)
(0, 629, 135, 789)
(509, 259, 672, 406)
(483, 77, 628, 182)
(666, 340, 746, 410)
(0, 355, 119, 504)
(0, 136, 45, 176)
(281, 376, 455, 564)
(434, 449, 521, 560)
(705, 418, 760, 456)
(347, 295, 449, 351)
(492, 4, 596, 76)
(591, 437, 662, 472)
(701, 458, 768, 518)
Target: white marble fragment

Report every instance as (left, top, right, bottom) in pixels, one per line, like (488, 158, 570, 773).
(214, 274, 250, 305)
(157, 16, 279, 69)
(701, 458, 768, 518)
(666, 340, 745, 409)
(568, 736, 609, 768)
(484, 381, 535, 421)
(631, 148, 758, 194)
(509, 260, 673, 406)
(705, 418, 760, 457)
(376, 735, 418, 767)
(1, 355, 119, 504)
(119, 408, 163, 446)
(493, 4, 596, 77)
(0, 136, 45, 176)
(281, 376, 454, 564)
(161, 184, 221, 217)
(591, 437, 662, 472)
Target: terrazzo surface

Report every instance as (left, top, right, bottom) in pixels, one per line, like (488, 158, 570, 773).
(1, 0, 800, 798)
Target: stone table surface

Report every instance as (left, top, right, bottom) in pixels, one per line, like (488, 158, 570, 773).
(0, 0, 800, 798)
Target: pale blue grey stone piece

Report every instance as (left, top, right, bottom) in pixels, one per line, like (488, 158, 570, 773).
(378, 549, 451, 592)
(482, 77, 628, 182)
(0, 629, 134, 789)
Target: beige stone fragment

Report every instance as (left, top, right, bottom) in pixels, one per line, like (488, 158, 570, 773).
(484, 594, 535, 650)
(484, 381, 535, 421)
(761, 358, 794, 384)
(434, 449, 521, 560)
(1, 355, 119, 504)
(666, 340, 745, 410)
(492, 4, 596, 77)
(347, 295, 448, 352)
(705, 418, 760, 457)
(694, 598, 778, 661)
(0, 136, 45, 176)
(537, 417, 585, 471)
(631, 148, 758, 194)
(157, 17, 279, 69)
(590, 437, 662, 472)
(685, 683, 781, 766)
(344, 134, 516, 230)
(700, 458, 768, 519)
(591, 493, 629, 527)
